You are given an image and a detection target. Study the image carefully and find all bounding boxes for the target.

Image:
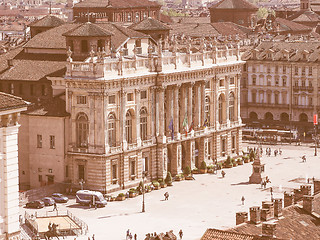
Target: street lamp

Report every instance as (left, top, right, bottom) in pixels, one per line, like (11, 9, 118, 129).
(314, 114, 318, 156)
(142, 171, 148, 213)
(270, 187, 273, 202)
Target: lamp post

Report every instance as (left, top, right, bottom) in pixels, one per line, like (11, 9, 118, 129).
(142, 171, 147, 213)
(314, 114, 318, 156)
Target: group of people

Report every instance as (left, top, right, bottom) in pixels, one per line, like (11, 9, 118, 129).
(126, 229, 137, 240)
(261, 176, 271, 189)
(265, 147, 282, 157)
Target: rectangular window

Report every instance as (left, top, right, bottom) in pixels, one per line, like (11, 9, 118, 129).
(50, 135, 55, 149)
(252, 76, 256, 86)
(41, 85, 46, 96)
(252, 92, 256, 103)
(112, 164, 117, 181)
(221, 138, 226, 157)
(77, 96, 87, 104)
(38, 175, 42, 182)
(144, 156, 149, 172)
(309, 66, 313, 76)
(48, 168, 53, 173)
(140, 90, 147, 99)
(81, 40, 88, 53)
(231, 135, 236, 153)
(252, 66, 256, 73)
(267, 66, 271, 74)
(205, 81, 210, 89)
(219, 79, 224, 87)
(282, 78, 286, 86)
(309, 97, 313, 106)
(275, 65, 278, 74)
(283, 65, 286, 73)
(295, 66, 298, 75)
(78, 165, 85, 180)
(127, 93, 133, 101)
(130, 160, 135, 177)
(65, 165, 69, 178)
(302, 67, 305, 76)
(108, 95, 116, 104)
(230, 77, 235, 85)
(37, 134, 42, 148)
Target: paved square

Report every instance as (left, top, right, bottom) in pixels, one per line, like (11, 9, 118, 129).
(21, 143, 320, 240)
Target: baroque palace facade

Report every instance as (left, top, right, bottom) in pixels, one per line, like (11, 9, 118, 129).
(63, 39, 244, 192)
(241, 41, 320, 134)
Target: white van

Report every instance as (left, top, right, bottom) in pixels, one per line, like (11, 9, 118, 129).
(76, 190, 107, 207)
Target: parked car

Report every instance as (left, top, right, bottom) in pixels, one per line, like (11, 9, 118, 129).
(26, 200, 45, 209)
(42, 197, 55, 206)
(51, 193, 68, 203)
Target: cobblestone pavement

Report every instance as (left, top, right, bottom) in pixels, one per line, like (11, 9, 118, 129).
(21, 143, 320, 240)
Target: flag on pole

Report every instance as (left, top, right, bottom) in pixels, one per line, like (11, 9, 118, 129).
(314, 114, 318, 125)
(203, 118, 208, 128)
(182, 114, 188, 136)
(169, 118, 174, 140)
(189, 120, 194, 132)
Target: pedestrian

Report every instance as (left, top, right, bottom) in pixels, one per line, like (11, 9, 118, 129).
(88, 237, 90, 240)
(241, 196, 245, 205)
(126, 229, 130, 240)
(302, 155, 306, 162)
(179, 229, 183, 239)
(164, 192, 169, 200)
(279, 148, 282, 155)
(221, 170, 226, 178)
(92, 234, 95, 240)
(53, 202, 57, 211)
(129, 233, 133, 240)
(134, 233, 137, 240)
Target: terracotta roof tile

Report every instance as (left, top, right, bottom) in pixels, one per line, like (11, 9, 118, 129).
(63, 22, 113, 37)
(0, 92, 28, 111)
(29, 15, 65, 28)
(201, 228, 257, 240)
(288, 10, 320, 22)
(74, 0, 160, 9)
(209, 0, 258, 10)
(129, 17, 172, 31)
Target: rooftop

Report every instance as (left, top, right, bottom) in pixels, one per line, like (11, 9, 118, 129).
(209, 0, 258, 10)
(74, 0, 160, 9)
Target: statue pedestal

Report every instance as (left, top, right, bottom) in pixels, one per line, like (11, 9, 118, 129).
(249, 155, 265, 184)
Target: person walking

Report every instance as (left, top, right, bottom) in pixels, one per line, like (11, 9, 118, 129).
(53, 202, 57, 211)
(134, 233, 137, 240)
(221, 170, 226, 178)
(164, 192, 169, 200)
(126, 229, 130, 240)
(179, 229, 183, 239)
(241, 196, 245, 205)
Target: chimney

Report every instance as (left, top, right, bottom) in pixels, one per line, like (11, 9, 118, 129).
(250, 206, 261, 224)
(303, 195, 314, 213)
(313, 179, 320, 194)
(294, 189, 303, 203)
(261, 201, 274, 221)
(7, 59, 13, 67)
(284, 192, 294, 207)
(273, 198, 283, 217)
(300, 0, 311, 11)
(236, 212, 248, 225)
(262, 223, 277, 238)
(300, 185, 312, 196)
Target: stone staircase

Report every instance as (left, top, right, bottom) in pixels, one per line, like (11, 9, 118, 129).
(20, 224, 35, 240)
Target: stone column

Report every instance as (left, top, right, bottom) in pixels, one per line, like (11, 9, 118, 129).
(180, 85, 187, 133)
(167, 87, 174, 137)
(194, 83, 201, 128)
(173, 85, 180, 139)
(200, 82, 205, 127)
(226, 76, 230, 125)
(150, 87, 156, 142)
(120, 90, 127, 149)
(156, 86, 166, 143)
(135, 89, 141, 146)
(237, 74, 241, 122)
(187, 83, 193, 129)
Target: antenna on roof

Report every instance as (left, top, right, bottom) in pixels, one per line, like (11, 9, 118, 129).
(49, 0, 52, 14)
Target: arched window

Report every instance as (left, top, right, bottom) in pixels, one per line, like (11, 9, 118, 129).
(205, 96, 210, 125)
(280, 113, 289, 122)
(125, 111, 133, 143)
(140, 108, 147, 141)
(229, 92, 235, 121)
(299, 113, 308, 122)
(265, 112, 273, 121)
(76, 113, 89, 148)
(249, 112, 258, 120)
(108, 113, 116, 147)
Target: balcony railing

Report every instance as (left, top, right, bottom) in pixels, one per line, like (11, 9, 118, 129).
(127, 143, 137, 150)
(142, 139, 153, 146)
(293, 86, 313, 92)
(109, 146, 122, 154)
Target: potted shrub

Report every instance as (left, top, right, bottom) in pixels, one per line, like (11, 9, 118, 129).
(183, 166, 191, 176)
(232, 158, 237, 167)
(165, 172, 173, 186)
(207, 165, 214, 173)
(116, 193, 126, 201)
(199, 161, 207, 173)
(129, 188, 137, 198)
(224, 156, 233, 168)
(243, 155, 249, 163)
(192, 168, 199, 174)
(216, 162, 222, 170)
(152, 180, 161, 190)
(237, 158, 244, 165)
(175, 174, 182, 181)
(145, 185, 151, 193)
(159, 178, 167, 188)
(109, 196, 116, 202)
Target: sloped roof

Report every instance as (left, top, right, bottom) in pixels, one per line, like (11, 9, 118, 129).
(201, 228, 256, 240)
(0, 92, 28, 111)
(288, 10, 320, 22)
(29, 15, 65, 28)
(129, 17, 171, 31)
(63, 22, 113, 37)
(209, 0, 258, 10)
(0, 59, 66, 81)
(170, 22, 251, 38)
(275, 17, 312, 32)
(25, 22, 149, 51)
(25, 93, 69, 117)
(74, 0, 160, 9)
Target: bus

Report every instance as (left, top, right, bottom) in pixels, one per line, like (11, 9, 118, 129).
(76, 190, 107, 207)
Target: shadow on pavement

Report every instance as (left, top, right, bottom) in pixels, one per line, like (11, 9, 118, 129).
(98, 211, 141, 219)
(231, 181, 250, 186)
(66, 204, 89, 209)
